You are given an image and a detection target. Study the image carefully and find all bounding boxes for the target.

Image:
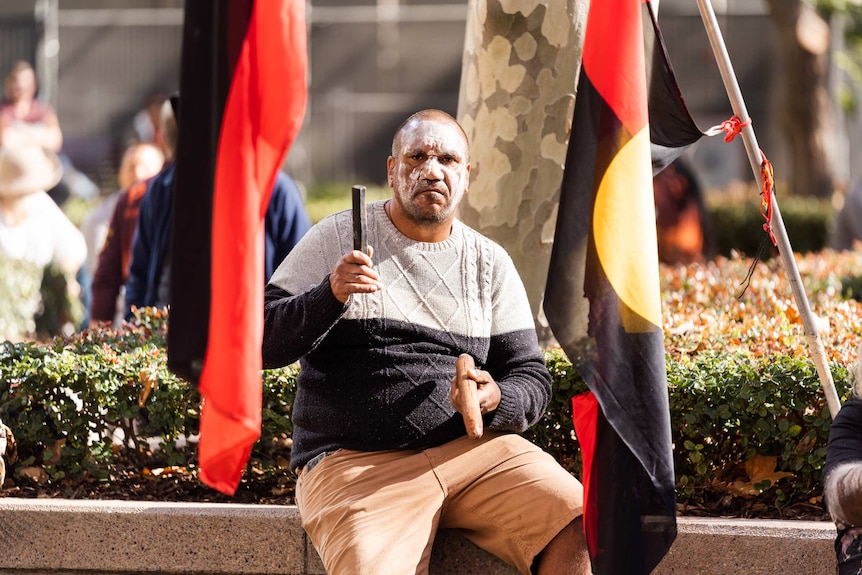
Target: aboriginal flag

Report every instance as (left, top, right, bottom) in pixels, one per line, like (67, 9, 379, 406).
(168, 0, 307, 495)
(543, 0, 701, 573)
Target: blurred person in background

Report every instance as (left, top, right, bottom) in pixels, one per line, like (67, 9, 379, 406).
(0, 60, 62, 153)
(0, 145, 87, 341)
(81, 142, 165, 327)
(0, 145, 85, 274)
(126, 91, 168, 150)
(653, 157, 714, 265)
(0, 60, 97, 207)
(123, 94, 312, 320)
(82, 142, 165, 278)
(90, 99, 179, 327)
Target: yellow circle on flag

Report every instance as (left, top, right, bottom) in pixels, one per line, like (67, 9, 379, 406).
(592, 127, 662, 329)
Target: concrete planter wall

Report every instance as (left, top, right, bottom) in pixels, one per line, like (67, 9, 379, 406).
(0, 499, 837, 575)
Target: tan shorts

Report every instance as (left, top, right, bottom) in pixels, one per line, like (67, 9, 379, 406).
(295, 432, 584, 575)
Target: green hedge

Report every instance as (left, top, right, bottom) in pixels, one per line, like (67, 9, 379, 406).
(0, 308, 851, 505)
(0, 255, 84, 343)
(707, 191, 835, 257)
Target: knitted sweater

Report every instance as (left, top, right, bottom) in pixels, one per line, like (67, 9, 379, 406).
(263, 200, 551, 472)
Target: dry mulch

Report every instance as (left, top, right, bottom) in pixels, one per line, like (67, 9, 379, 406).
(676, 491, 829, 521)
(0, 460, 831, 522)
(0, 458, 296, 505)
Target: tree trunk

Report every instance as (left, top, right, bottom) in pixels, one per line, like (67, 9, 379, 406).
(765, 0, 835, 197)
(456, 0, 587, 346)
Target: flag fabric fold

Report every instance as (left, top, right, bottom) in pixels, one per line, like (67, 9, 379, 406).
(168, 0, 307, 495)
(543, 0, 701, 572)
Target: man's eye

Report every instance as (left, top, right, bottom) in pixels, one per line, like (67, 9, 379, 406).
(410, 153, 424, 160)
(440, 156, 455, 164)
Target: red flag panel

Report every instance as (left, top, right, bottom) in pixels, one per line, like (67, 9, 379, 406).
(170, 0, 308, 495)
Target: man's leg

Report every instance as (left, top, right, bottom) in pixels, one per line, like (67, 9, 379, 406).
(535, 517, 592, 575)
(431, 433, 585, 575)
(295, 449, 445, 575)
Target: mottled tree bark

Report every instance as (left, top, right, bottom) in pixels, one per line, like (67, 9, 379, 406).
(456, 0, 587, 345)
(765, 0, 835, 198)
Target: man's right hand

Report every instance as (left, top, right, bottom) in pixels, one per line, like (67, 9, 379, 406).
(329, 246, 382, 303)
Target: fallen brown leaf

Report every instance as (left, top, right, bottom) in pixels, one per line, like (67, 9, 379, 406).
(725, 455, 794, 496)
(18, 466, 49, 484)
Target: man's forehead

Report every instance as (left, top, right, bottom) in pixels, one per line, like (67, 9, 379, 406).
(399, 119, 467, 151)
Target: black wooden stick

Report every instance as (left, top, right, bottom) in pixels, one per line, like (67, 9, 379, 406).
(352, 185, 367, 253)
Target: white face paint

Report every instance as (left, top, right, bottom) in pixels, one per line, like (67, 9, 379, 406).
(387, 116, 470, 226)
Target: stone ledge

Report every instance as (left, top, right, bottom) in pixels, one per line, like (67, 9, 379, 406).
(0, 499, 837, 574)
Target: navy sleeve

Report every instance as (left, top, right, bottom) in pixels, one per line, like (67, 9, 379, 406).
(264, 172, 313, 280)
(262, 279, 349, 369)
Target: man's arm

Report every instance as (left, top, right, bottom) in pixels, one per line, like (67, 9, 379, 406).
(262, 279, 347, 369)
(263, 207, 381, 368)
(480, 248, 552, 433)
(263, 244, 382, 369)
(482, 329, 552, 432)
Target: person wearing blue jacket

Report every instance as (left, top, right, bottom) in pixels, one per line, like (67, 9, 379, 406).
(124, 99, 311, 318)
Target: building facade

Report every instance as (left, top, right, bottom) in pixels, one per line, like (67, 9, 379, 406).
(0, 0, 831, 194)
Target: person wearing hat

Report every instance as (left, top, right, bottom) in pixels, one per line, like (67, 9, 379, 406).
(0, 144, 86, 275)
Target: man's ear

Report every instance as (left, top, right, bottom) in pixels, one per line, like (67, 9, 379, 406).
(386, 156, 395, 187)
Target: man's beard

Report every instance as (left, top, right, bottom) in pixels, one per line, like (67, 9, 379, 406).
(398, 193, 456, 225)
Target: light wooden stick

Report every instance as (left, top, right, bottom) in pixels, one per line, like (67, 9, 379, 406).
(455, 354, 483, 439)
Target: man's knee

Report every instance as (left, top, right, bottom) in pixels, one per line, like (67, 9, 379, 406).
(534, 517, 591, 575)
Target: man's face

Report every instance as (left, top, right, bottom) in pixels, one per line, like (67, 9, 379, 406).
(387, 116, 470, 225)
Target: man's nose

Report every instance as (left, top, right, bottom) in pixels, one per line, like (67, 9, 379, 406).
(420, 157, 443, 180)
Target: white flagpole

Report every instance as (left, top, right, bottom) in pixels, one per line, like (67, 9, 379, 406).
(694, 0, 841, 418)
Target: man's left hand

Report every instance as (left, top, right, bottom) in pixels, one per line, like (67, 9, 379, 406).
(450, 357, 501, 437)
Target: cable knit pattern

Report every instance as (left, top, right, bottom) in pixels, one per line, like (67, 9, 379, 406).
(264, 201, 551, 472)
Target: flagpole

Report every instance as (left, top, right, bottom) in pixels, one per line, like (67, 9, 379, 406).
(694, 0, 841, 418)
